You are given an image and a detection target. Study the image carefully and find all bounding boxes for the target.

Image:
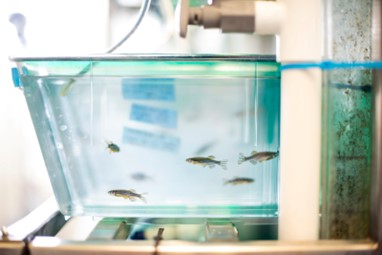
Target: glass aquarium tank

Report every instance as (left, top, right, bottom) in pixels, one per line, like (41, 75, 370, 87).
(12, 55, 280, 218)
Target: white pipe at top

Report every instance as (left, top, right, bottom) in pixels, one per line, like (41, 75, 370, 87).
(256, 0, 322, 240)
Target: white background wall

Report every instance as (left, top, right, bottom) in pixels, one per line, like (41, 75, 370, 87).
(0, 0, 109, 227)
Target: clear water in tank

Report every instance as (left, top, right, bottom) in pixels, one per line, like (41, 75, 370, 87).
(18, 57, 280, 217)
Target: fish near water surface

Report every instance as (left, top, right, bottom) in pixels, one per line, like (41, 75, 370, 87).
(238, 150, 279, 165)
(186, 155, 228, 170)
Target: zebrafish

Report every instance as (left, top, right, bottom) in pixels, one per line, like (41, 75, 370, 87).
(108, 189, 147, 203)
(186, 156, 228, 170)
(238, 150, 279, 165)
(224, 177, 254, 185)
(106, 141, 120, 153)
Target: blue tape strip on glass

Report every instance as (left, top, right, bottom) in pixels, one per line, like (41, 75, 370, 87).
(122, 78, 175, 101)
(281, 61, 382, 71)
(123, 127, 180, 152)
(130, 104, 177, 129)
(11, 67, 21, 87)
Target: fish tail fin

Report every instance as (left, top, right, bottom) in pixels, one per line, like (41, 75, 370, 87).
(238, 153, 245, 165)
(223, 179, 229, 185)
(140, 193, 148, 203)
(220, 160, 228, 170)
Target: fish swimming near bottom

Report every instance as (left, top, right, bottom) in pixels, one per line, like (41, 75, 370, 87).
(108, 189, 147, 203)
(186, 156, 228, 170)
(224, 177, 254, 185)
(238, 150, 279, 165)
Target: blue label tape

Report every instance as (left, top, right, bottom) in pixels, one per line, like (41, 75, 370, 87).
(123, 127, 180, 152)
(11, 67, 21, 87)
(130, 104, 177, 129)
(122, 78, 175, 101)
